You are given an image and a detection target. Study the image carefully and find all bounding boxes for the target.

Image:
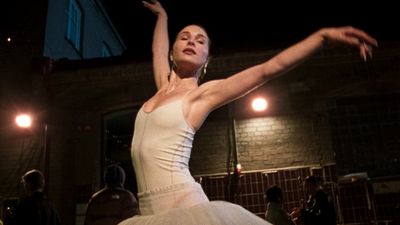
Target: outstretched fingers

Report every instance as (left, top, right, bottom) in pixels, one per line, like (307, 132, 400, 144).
(342, 26, 377, 61)
(344, 26, 378, 46)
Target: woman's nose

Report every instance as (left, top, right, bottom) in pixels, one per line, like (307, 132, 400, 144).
(187, 39, 195, 46)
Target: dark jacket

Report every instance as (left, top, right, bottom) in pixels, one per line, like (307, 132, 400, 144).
(14, 191, 61, 225)
(301, 190, 336, 225)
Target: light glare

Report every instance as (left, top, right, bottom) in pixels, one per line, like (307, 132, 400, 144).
(15, 114, 32, 128)
(252, 97, 268, 112)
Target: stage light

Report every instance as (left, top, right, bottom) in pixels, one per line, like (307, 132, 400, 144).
(251, 97, 268, 112)
(15, 114, 32, 128)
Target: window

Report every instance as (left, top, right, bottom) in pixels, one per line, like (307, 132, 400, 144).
(66, 0, 82, 51)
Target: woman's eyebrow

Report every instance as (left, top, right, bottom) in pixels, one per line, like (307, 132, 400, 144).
(179, 31, 190, 36)
(179, 31, 207, 38)
(196, 34, 207, 39)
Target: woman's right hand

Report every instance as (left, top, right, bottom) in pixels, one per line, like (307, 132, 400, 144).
(142, 0, 166, 16)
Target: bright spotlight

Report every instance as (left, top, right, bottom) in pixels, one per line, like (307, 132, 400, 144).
(15, 114, 32, 128)
(251, 97, 268, 112)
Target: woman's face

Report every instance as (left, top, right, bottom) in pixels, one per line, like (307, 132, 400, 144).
(171, 25, 210, 73)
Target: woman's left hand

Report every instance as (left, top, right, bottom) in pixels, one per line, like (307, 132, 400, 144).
(319, 26, 378, 61)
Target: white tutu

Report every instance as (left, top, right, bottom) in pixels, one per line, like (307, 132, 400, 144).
(118, 200, 271, 225)
(119, 181, 271, 225)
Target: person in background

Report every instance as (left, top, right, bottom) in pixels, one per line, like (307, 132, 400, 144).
(119, 0, 376, 224)
(84, 164, 139, 225)
(14, 169, 61, 225)
(265, 185, 296, 225)
(291, 176, 336, 225)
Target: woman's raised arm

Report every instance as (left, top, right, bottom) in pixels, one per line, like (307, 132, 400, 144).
(199, 26, 378, 111)
(142, 0, 170, 89)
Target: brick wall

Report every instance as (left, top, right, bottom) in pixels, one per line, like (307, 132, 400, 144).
(329, 94, 400, 178)
(1, 42, 399, 224)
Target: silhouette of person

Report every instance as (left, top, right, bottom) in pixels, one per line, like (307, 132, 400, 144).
(84, 164, 139, 225)
(293, 176, 336, 225)
(119, 1, 376, 224)
(14, 169, 61, 225)
(265, 185, 296, 225)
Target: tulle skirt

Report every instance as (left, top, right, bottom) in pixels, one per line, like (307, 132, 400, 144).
(118, 182, 271, 225)
(118, 200, 271, 225)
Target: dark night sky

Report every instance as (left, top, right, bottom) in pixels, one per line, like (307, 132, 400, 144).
(101, 0, 400, 58)
(1, 1, 398, 59)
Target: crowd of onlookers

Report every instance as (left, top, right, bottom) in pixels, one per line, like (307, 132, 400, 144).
(1, 164, 139, 225)
(1, 166, 335, 225)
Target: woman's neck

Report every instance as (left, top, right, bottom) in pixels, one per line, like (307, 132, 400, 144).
(167, 72, 198, 93)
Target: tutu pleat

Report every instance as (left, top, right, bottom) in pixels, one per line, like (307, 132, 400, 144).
(119, 201, 271, 225)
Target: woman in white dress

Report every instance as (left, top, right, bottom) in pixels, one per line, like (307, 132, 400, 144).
(119, 1, 377, 224)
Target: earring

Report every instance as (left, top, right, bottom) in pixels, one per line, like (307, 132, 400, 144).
(203, 64, 207, 75)
(169, 56, 175, 75)
(199, 64, 207, 82)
